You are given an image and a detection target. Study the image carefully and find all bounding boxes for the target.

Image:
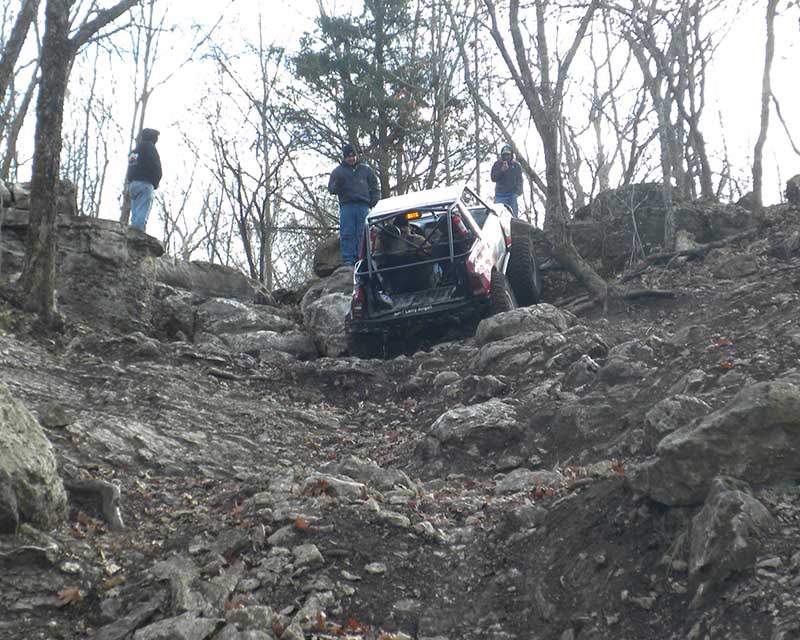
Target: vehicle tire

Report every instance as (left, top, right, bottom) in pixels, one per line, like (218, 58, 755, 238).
(345, 315, 386, 359)
(489, 269, 517, 315)
(507, 218, 542, 306)
(347, 332, 386, 359)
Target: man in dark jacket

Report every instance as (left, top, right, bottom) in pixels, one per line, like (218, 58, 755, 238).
(328, 143, 380, 265)
(127, 128, 162, 231)
(490, 143, 523, 217)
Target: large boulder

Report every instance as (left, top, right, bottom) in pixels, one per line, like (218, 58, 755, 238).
(300, 266, 354, 316)
(302, 293, 351, 357)
(313, 235, 343, 277)
(195, 298, 295, 336)
(0, 383, 68, 531)
(300, 267, 354, 357)
(785, 174, 800, 205)
(5, 180, 77, 216)
(630, 375, 800, 505)
(419, 398, 522, 462)
(155, 258, 271, 304)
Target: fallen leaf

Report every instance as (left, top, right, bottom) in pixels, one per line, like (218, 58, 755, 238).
(344, 617, 369, 633)
(294, 516, 310, 531)
(102, 575, 125, 590)
(57, 587, 83, 606)
(312, 611, 327, 631)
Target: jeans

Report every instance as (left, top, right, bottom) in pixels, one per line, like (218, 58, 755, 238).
(339, 202, 370, 265)
(495, 192, 519, 218)
(129, 180, 154, 231)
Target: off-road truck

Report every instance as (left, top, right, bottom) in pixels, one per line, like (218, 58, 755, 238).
(345, 183, 541, 356)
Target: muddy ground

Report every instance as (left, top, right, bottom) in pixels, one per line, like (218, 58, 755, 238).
(1, 204, 800, 640)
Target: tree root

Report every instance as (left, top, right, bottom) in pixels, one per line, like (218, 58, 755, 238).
(64, 478, 125, 532)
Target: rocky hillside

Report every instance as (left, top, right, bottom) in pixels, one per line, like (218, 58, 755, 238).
(1, 190, 800, 640)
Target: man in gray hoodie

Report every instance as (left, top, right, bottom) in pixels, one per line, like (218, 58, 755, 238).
(328, 143, 380, 265)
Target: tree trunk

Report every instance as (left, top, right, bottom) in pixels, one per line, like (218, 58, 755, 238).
(1, 62, 38, 180)
(753, 0, 779, 212)
(0, 0, 40, 109)
(540, 121, 609, 302)
(20, 0, 72, 325)
(19, 0, 139, 326)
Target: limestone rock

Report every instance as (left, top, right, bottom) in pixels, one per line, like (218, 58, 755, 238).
(1, 211, 163, 331)
(300, 267, 354, 317)
(785, 174, 800, 205)
(689, 477, 775, 608)
(132, 611, 221, 640)
(422, 398, 521, 459)
(475, 304, 575, 346)
(217, 330, 318, 361)
(156, 258, 271, 304)
(302, 292, 350, 357)
(644, 395, 712, 452)
(313, 235, 343, 277)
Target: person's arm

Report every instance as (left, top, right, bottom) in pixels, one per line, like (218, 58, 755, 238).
(153, 148, 162, 189)
(368, 168, 380, 207)
(515, 164, 523, 196)
(328, 167, 342, 194)
(490, 160, 504, 182)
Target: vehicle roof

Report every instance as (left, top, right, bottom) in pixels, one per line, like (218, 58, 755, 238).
(368, 182, 465, 220)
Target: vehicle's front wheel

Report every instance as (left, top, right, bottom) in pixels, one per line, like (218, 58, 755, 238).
(507, 218, 542, 306)
(345, 316, 387, 359)
(489, 269, 517, 315)
(347, 333, 386, 359)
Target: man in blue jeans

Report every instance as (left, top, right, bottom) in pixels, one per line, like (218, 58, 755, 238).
(328, 144, 380, 265)
(126, 128, 162, 231)
(490, 143, 523, 217)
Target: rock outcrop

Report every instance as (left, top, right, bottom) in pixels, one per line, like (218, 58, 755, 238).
(1, 210, 164, 332)
(630, 375, 800, 505)
(571, 182, 755, 273)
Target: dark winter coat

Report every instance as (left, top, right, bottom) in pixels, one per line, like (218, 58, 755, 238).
(127, 140, 162, 189)
(490, 158, 523, 195)
(328, 162, 380, 207)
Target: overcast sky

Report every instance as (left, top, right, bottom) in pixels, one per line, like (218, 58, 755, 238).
(52, 0, 800, 228)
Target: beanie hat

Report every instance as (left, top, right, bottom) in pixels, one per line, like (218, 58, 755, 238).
(342, 143, 357, 158)
(141, 128, 160, 142)
(500, 144, 513, 156)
